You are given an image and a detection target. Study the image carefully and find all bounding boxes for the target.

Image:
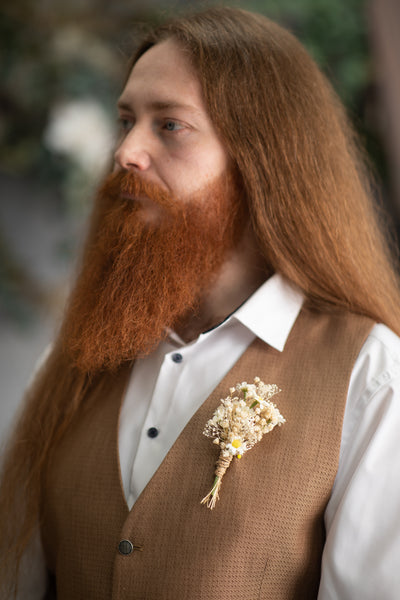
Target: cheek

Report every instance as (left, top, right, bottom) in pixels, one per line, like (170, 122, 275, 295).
(190, 145, 230, 181)
(196, 151, 229, 187)
(201, 139, 230, 177)
(159, 139, 229, 195)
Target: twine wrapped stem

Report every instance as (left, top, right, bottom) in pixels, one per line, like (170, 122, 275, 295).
(201, 453, 233, 509)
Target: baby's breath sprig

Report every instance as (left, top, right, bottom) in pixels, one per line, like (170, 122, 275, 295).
(201, 377, 285, 509)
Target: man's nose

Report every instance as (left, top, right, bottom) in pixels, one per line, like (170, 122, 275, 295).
(114, 128, 151, 171)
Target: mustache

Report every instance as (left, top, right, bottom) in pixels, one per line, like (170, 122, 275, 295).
(98, 170, 178, 214)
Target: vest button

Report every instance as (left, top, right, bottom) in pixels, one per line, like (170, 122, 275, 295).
(118, 539, 133, 555)
(172, 352, 183, 363)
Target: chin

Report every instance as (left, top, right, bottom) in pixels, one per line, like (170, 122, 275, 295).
(136, 202, 164, 225)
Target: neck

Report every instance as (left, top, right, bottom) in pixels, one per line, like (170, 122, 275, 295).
(175, 226, 270, 342)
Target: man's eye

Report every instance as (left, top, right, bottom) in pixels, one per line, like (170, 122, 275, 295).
(163, 120, 184, 132)
(118, 118, 133, 132)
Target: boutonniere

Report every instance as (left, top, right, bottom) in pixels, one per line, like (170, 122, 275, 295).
(201, 377, 285, 509)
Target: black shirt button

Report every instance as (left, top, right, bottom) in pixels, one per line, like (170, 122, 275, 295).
(172, 352, 183, 363)
(118, 540, 133, 555)
(147, 427, 159, 438)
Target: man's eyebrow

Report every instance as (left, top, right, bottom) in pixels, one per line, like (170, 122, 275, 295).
(117, 98, 201, 115)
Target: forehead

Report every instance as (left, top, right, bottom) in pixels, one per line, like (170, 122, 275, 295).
(118, 39, 206, 115)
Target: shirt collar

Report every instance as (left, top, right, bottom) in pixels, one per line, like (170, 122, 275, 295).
(231, 273, 304, 352)
(168, 273, 304, 352)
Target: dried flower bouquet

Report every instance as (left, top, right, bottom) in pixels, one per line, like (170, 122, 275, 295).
(201, 377, 285, 509)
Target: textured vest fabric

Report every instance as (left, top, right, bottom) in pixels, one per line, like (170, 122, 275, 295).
(41, 307, 374, 599)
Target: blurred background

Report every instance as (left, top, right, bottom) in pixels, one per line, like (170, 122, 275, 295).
(1, 0, 400, 443)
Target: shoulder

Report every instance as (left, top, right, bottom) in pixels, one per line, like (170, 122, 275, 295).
(322, 324, 400, 596)
(340, 323, 400, 464)
(293, 306, 375, 363)
(352, 323, 400, 396)
(362, 322, 400, 363)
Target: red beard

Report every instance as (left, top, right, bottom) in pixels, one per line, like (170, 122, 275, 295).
(60, 169, 243, 372)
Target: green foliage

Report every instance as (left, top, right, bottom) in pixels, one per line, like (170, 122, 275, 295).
(243, 0, 369, 108)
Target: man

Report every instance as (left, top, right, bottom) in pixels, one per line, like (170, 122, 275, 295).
(1, 7, 400, 599)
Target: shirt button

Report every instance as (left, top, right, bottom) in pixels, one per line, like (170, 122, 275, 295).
(118, 540, 133, 555)
(172, 352, 183, 363)
(147, 427, 159, 438)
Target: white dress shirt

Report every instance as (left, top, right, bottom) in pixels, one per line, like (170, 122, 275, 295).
(19, 274, 400, 599)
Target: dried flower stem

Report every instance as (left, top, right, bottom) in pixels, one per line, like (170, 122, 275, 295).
(201, 453, 233, 509)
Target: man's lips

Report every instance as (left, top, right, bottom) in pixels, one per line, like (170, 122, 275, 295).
(119, 192, 166, 223)
(121, 191, 142, 200)
(121, 192, 153, 206)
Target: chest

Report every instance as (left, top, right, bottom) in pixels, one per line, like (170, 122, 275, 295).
(41, 309, 373, 599)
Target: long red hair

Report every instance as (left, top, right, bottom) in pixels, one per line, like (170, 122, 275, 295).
(134, 7, 400, 326)
(1, 7, 400, 595)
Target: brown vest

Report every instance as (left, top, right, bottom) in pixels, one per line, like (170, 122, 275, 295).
(41, 307, 373, 599)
